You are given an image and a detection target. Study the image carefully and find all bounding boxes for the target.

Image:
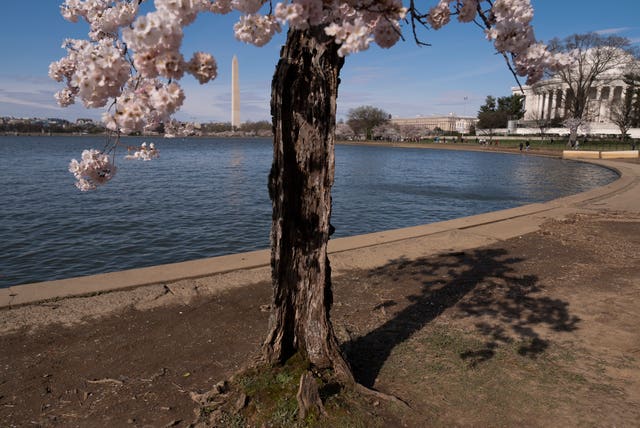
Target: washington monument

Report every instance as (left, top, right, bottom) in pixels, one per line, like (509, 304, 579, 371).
(231, 55, 240, 128)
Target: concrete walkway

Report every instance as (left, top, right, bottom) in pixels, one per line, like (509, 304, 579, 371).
(2, 159, 639, 308)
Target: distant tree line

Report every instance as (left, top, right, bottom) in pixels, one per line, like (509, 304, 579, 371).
(199, 120, 272, 135)
(2, 118, 274, 136)
(0, 120, 105, 134)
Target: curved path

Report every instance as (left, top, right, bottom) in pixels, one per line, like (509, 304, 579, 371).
(1, 158, 639, 309)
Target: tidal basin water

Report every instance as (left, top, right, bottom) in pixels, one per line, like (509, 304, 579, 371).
(0, 136, 618, 288)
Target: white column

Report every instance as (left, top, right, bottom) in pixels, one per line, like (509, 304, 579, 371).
(524, 88, 536, 120)
(550, 89, 558, 119)
(599, 86, 609, 122)
(555, 89, 563, 118)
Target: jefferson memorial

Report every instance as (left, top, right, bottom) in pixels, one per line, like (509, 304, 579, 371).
(511, 61, 639, 137)
(516, 76, 628, 124)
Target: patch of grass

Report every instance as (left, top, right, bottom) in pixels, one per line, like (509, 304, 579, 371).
(232, 353, 307, 427)
(217, 412, 246, 428)
(379, 322, 639, 425)
(225, 353, 388, 428)
(377, 324, 599, 426)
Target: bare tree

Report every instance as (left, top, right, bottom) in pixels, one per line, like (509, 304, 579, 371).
(532, 112, 550, 141)
(622, 72, 640, 129)
(547, 33, 638, 145)
(610, 93, 635, 141)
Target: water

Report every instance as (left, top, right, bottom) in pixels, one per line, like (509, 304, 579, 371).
(0, 136, 618, 287)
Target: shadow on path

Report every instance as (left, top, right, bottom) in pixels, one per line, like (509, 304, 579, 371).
(343, 248, 580, 388)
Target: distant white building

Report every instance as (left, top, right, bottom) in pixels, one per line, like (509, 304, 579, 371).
(391, 115, 477, 135)
(514, 76, 628, 124)
(511, 54, 640, 137)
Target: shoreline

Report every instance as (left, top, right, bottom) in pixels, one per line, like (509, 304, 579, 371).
(338, 139, 566, 159)
(1, 156, 638, 310)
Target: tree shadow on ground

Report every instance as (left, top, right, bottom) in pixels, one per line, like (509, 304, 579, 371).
(342, 248, 580, 388)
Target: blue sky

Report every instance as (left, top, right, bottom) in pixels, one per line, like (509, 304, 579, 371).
(0, 1, 638, 123)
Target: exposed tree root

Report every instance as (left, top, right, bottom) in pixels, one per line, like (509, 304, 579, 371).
(296, 371, 327, 419)
(353, 382, 411, 409)
(85, 378, 123, 386)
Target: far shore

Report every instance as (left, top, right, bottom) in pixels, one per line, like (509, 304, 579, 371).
(2, 132, 602, 158)
(337, 139, 564, 157)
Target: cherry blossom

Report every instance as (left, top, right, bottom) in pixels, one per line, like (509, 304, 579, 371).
(125, 142, 160, 160)
(68, 149, 117, 191)
(188, 52, 218, 84)
(456, 0, 478, 23)
(427, 0, 451, 30)
(233, 14, 281, 46)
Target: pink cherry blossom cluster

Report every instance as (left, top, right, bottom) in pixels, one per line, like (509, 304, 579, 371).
(188, 52, 219, 84)
(164, 119, 196, 138)
(53, 0, 216, 130)
(270, 1, 406, 56)
(61, 0, 138, 39)
(125, 142, 160, 160)
(49, 38, 130, 108)
(101, 79, 185, 134)
(424, 0, 572, 84)
(68, 149, 118, 191)
(234, 14, 281, 47)
(426, 1, 451, 30)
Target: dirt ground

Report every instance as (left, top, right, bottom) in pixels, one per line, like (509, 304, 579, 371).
(1, 210, 640, 427)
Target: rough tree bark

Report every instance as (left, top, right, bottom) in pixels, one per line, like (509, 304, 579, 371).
(263, 26, 353, 383)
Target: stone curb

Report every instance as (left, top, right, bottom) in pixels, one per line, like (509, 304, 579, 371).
(563, 150, 639, 160)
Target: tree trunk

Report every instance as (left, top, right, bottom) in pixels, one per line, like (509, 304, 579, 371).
(263, 27, 352, 382)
